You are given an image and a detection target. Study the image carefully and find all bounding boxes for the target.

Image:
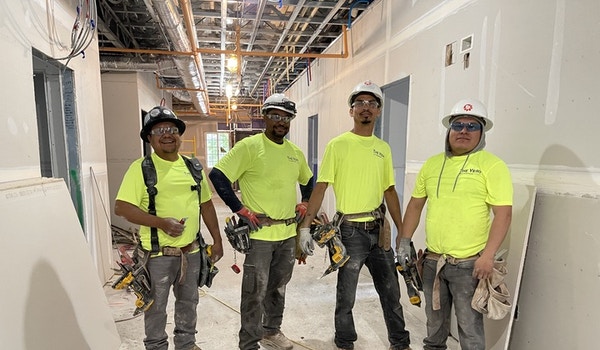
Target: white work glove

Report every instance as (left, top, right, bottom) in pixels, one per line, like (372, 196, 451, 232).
(396, 237, 411, 270)
(298, 227, 314, 256)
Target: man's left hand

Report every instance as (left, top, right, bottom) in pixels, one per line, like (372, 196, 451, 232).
(473, 255, 494, 280)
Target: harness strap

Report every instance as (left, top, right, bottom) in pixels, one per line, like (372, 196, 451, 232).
(142, 156, 160, 253)
(142, 155, 204, 254)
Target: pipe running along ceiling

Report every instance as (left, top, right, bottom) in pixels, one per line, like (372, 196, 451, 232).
(97, 0, 374, 119)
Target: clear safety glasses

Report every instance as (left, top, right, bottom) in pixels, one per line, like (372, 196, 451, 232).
(150, 126, 180, 135)
(265, 114, 295, 123)
(352, 100, 380, 109)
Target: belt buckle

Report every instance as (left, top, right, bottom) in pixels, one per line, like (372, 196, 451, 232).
(364, 220, 376, 230)
(162, 246, 180, 256)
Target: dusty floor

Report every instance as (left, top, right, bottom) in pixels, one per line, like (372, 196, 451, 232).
(104, 196, 459, 350)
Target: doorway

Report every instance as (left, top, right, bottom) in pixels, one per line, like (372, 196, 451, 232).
(380, 77, 410, 237)
(32, 49, 84, 229)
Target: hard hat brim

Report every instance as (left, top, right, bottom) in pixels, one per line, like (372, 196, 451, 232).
(261, 105, 295, 116)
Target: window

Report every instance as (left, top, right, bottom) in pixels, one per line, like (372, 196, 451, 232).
(206, 132, 231, 167)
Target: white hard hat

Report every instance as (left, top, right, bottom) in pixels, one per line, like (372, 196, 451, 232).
(261, 93, 297, 115)
(347, 80, 383, 107)
(442, 99, 493, 131)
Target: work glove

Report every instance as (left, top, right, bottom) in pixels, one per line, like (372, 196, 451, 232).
(298, 227, 314, 256)
(236, 207, 262, 232)
(396, 237, 412, 271)
(295, 201, 309, 223)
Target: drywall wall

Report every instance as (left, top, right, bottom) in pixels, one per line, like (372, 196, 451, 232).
(0, 178, 120, 349)
(510, 193, 600, 349)
(0, 0, 115, 283)
(484, 184, 536, 349)
(285, 0, 600, 347)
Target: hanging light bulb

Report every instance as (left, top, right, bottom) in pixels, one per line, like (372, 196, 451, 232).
(227, 55, 238, 73)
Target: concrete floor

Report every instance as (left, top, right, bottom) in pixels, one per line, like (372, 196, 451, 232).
(104, 196, 459, 350)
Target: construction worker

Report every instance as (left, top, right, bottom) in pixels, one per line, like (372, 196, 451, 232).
(208, 94, 313, 350)
(298, 80, 412, 350)
(115, 105, 223, 350)
(398, 99, 512, 350)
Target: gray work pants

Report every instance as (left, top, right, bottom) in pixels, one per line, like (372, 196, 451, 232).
(144, 252, 200, 350)
(422, 258, 484, 350)
(238, 237, 295, 350)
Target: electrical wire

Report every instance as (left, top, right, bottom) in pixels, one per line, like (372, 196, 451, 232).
(56, 0, 98, 65)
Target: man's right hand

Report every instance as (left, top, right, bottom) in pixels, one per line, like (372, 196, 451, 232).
(396, 237, 412, 270)
(236, 207, 262, 231)
(162, 217, 185, 237)
(298, 227, 314, 256)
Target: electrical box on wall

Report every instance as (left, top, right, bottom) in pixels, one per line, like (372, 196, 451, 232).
(445, 34, 474, 69)
(445, 41, 457, 67)
(460, 34, 473, 53)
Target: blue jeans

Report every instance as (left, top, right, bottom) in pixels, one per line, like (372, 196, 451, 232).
(238, 237, 296, 350)
(144, 252, 201, 350)
(334, 223, 411, 349)
(422, 257, 484, 350)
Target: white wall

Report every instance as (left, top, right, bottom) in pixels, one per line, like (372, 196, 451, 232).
(286, 0, 600, 347)
(102, 72, 166, 231)
(0, 1, 113, 282)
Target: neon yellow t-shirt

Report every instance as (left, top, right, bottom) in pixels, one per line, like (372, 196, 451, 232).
(116, 153, 212, 250)
(413, 150, 513, 258)
(214, 133, 313, 241)
(317, 132, 395, 217)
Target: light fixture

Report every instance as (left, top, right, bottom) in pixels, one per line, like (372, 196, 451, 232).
(227, 55, 238, 73)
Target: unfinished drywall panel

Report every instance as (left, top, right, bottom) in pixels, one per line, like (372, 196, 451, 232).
(0, 178, 120, 349)
(483, 184, 536, 349)
(510, 193, 600, 349)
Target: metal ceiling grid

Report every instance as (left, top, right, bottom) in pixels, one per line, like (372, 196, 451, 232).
(97, 0, 374, 119)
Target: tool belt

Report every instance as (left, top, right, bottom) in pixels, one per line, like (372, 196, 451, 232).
(334, 203, 391, 250)
(341, 220, 378, 230)
(161, 240, 200, 285)
(257, 215, 296, 226)
(424, 250, 480, 310)
(424, 250, 480, 265)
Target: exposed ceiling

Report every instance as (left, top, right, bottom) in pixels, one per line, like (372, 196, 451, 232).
(96, 0, 374, 120)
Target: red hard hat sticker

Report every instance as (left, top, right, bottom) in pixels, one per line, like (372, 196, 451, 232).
(463, 103, 473, 111)
(364, 81, 372, 85)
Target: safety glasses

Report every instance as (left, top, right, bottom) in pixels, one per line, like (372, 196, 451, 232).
(265, 114, 295, 123)
(450, 122, 482, 132)
(351, 100, 380, 109)
(150, 126, 180, 135)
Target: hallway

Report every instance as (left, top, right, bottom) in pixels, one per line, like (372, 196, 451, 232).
(104, 195, 458, 350)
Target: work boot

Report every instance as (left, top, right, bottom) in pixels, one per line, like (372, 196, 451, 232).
(389, 347, 412, 350)
(259, 330, 294, 350)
